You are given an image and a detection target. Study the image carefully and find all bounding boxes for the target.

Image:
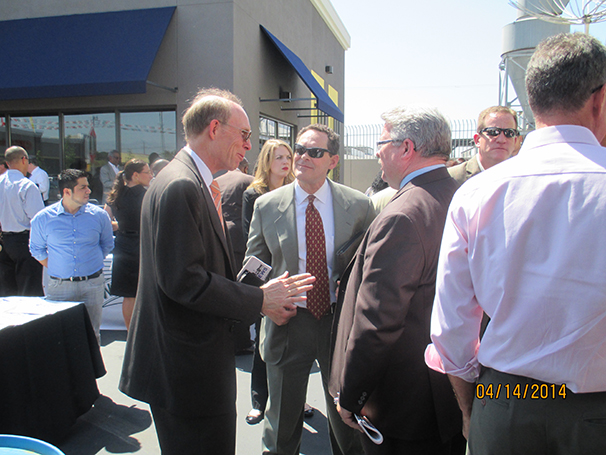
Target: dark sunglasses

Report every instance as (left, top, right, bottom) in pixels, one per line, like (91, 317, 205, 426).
(480, 127, 519, 139)
(294, 143, 335, 158)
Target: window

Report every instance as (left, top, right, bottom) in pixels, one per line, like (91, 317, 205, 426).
(259, 116, 294, 151)
(120, 111, 177, 162)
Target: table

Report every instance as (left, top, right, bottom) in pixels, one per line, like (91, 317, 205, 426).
(0, 298, 106, 443)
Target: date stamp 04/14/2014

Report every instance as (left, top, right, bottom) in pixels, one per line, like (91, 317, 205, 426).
(476, 382, 567, 400)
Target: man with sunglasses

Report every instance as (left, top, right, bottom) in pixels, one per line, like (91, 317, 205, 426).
(448, 106, 521, 185)
(247, 123, 375, 455)
(428, 33, 606, 453)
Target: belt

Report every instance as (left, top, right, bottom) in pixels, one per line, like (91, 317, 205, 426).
(50, 270, 103, 282)
(1, 230, 30, 236)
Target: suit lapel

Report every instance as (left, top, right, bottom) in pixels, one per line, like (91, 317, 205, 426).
(275, 184, 299, 274)
(175, 150, 235, 275)
(330, 180, 355, 262)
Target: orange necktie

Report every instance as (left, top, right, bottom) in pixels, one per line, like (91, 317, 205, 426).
(210, 179, 225, 234)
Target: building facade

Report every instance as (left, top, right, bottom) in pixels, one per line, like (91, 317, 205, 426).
(0, 0, 348, 202)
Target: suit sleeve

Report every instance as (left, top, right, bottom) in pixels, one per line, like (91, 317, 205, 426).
(339, 212, 424, 413)
(153, 178, 263, 323)
(244, 197, 273, 268)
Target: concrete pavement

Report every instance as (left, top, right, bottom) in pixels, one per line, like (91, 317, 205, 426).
(56, 330, 333, 455)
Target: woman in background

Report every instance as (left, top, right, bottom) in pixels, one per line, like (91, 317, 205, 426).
(242, 139, 300, 425)
(105, 159, 153, 329)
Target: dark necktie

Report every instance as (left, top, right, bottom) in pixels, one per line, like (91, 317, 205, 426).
(305, 195, 330, 319)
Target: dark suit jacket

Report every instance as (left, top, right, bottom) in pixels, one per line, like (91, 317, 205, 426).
(330, 167, 462, 442)
(448, 154, 481, 185)
(215, 169, 254, 268)
(119, 149, 263, 417)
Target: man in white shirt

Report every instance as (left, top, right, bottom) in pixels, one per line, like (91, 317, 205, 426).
(28, 156, 50, 203)
(0, 146, 45, 296)
(246, 124, 375, 455)
(427, 32, 606, 453)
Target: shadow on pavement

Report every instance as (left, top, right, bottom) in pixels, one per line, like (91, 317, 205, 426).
(58, 395, 152, 455)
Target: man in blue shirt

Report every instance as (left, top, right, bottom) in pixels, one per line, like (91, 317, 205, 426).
(0, 146, 45, 296)
(30, 169, 114, 342)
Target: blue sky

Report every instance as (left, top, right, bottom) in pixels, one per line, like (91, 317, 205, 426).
(330, 0, 606, 125)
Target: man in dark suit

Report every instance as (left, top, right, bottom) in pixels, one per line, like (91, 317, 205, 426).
(448, 106, 520, 185)
(246, 124, 375, 455)
(215, 157, 254, 352)
(330, 106, 464, 454)
(119, 88, 314, 455)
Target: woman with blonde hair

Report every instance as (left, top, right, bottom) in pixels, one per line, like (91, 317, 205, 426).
(242, 139, 299, 425)
(105, 158, 153, 329)
(242, 138, 294, 235)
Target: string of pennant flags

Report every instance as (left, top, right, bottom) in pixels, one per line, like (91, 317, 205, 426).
(1, 117, 176, 134)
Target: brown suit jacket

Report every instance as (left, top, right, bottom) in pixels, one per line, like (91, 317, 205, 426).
(448, 154, 482, 185)
(215, 169, 254, 268)
(120, 149, 263, 417)
(330, 167, 462, 442)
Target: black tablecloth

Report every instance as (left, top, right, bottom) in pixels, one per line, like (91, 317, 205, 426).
(0, 302, 106, 443)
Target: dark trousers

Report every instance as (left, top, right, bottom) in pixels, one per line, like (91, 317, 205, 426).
(469, 367, 606, 455)
(361, 432, 465, 455)
(150, 405, 236, 455)
(251, 316, 268, 411)
(0, 232, 43, 297)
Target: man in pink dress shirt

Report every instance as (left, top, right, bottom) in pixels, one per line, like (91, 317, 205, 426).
(428, 32, 606, 454)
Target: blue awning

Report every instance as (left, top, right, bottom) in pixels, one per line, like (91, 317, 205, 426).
(0, 7, 175, 101)
(261, 26, 344, 123)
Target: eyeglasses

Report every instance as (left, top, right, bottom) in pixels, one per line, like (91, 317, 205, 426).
(376, 139, 403, 150)
(222, 123, 252, 142)
(294, 143, 335, 158)
(479, 127, 519, 139)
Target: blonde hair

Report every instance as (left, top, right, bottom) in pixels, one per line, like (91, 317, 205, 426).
(249, 139, 294, 194)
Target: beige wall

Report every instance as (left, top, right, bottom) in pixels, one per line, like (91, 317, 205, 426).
(342, 158, 381, 193)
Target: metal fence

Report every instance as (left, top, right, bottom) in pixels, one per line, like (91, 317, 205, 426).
(344, 119, 477, 160)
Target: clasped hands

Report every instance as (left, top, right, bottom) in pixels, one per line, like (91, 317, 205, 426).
(261, 272, 315, 325)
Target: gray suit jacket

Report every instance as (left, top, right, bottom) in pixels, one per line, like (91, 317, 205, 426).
(120, 149, 263, 417)
(245, 179, 375, 364)
(448, 154, 482, 185)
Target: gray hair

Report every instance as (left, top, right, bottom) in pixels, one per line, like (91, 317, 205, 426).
(526, 32, 606, 116)
(380, 106, 451, 159)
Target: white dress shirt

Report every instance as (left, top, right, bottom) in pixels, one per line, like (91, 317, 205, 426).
(294, 179, 335, 306)
(29, 166, 50, 201)
(427, 125, 606, 393)
(0, 169, 44, 232)
(184, 146, 213, 192)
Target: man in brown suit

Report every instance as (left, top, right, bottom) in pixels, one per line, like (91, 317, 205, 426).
(119, 88, 313, 455)
(330, 106, 464, 454)
(449, 106, 520, 184)
(215, 158, 254, 352)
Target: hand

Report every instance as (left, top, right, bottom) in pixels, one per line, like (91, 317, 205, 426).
(261, 272, 315, 325)
(336, 400, 362, 432)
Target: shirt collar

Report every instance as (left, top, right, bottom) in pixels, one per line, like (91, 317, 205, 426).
(295, 179, 330, 205)
(399, 164, 445, 189)
(184, 145, 213, 188)
(58, 200, 88, 216)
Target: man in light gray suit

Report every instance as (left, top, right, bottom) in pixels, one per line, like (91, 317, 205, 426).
(246, 124, 375, 455)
